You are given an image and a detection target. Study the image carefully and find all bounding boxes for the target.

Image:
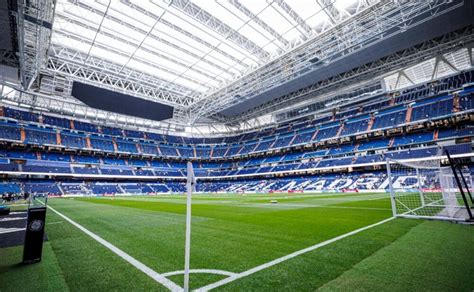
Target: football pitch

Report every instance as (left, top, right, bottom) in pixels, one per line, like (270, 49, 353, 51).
(1, 192, 473, 291)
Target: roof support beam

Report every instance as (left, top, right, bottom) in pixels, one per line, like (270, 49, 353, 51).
(272, 0, 313, 37)
(220, 26, 474, 124)
(468, 44, 474, 67)
(84, 0, 111, 61)
(73, 1, 233, 80)
(431, 54, 459, 80)
(227, 0, 289, 47)
(439, 55, 459, 72)
(189, 1, 464, 123)
(120, 0, 248, 70)
(395, 70, 414, 88)
(47, 45, 194, 107)
(162, 0, 269, 60)
(0, 88, 190, 129)
(55, 13, 223, 84)
(0, 50, 19, 67)
(52, 29, 211, 90)
(118, 9, 165, 73)
(16, 0, 56, 90)
(316, 0, 348, 24)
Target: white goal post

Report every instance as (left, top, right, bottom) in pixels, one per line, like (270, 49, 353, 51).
(386, 157, 473, 222)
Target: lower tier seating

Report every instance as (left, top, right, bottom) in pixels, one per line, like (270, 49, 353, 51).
(2, 165, 472, 196)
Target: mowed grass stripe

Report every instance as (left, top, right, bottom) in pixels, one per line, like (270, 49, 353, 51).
(47, 195, 392, 288)
(3, 194, 471, 291)
(198, 217, 396, 291)
(47, 205, 182, 291)
(0, 209, 171, 291)
(319, 220, 474, 291)
(0, 242, 69, 292)
(213, 219, 423, 291)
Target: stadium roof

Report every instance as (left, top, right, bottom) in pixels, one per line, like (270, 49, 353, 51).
(48, 0, 368, 115)
(2, 0, 474, 133)
(53, 0, 357, 95)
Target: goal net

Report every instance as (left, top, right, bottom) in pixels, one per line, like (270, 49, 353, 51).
(386, 158, 473, 222)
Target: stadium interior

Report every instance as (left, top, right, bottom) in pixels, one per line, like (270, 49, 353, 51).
(0, 0, 473, 291)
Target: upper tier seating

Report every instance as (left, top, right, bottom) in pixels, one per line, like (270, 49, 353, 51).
(341, 115, 370, 136)
(0, 123, 21, 141)
(392, 132, 434, 147)
(61, 132, 87, 148)
(74, 120, 98, 133)
(411, 96, 453, 121)
(372, 106, 406, 129)
(315, 123, 340, 141)
(43, 116, 70, 128)
(0, 70, 472, 168)
(90, 136, 115, 152)
(24, 127, 57, 145)
(4, 107, 38, 122)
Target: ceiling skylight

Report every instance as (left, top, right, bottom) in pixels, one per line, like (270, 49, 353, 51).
(51, 0, 361, 97)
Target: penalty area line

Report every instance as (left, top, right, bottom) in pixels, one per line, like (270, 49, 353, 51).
(197, 216, 395, 291)
(46, 205, 182, 291)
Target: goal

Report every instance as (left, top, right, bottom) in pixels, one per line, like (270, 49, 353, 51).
(386, 157, 473, 222)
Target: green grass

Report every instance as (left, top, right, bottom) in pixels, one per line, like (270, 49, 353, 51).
(319, 220, 474, 291)
(0, 192, 472, 291)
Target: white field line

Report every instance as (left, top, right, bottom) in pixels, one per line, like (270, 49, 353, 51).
(46, 221, 63, 225)
(315, 205, 390, 211)
(366, 196, 389, 201)
(235, 203, 390, 211)
(162, 269, 237, 277)
(197, 216, 395, 291)
(47, 205, 182, 291)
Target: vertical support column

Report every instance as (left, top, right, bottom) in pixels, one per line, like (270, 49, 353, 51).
(386, 159, 397, 217)
(20, 128, 26, 142)
(112, 139, 118, 152)
(388, 137, 395, 147)
(389, 95, 396, 106)
(288, 134, 297, 146)
(405, 107, 412, 123)
(56, 131, 62, 145)
(85, 136, 92, 149)
(222, 146, 231, 157)
(311, 128, 319, 142)
(366, 115, 375, 132)
(269, 137, 278, 149)
(452, 94, 460, 112)
(336, 123, 344, 137)
(416, 168, 425, 207)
